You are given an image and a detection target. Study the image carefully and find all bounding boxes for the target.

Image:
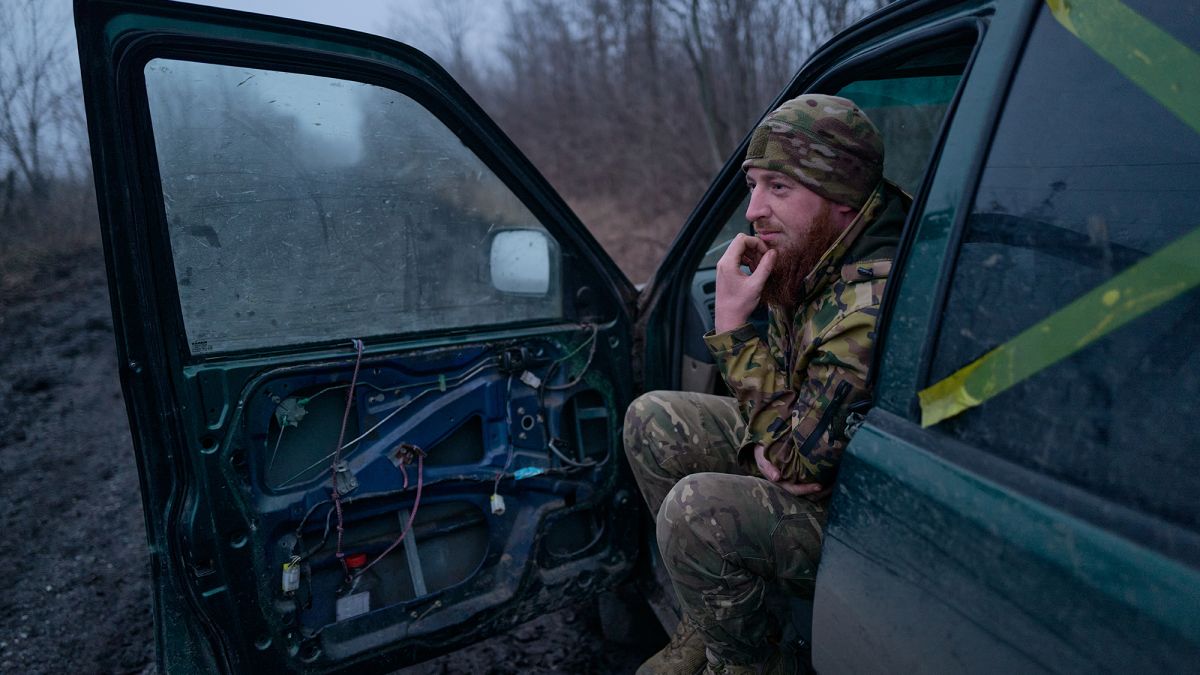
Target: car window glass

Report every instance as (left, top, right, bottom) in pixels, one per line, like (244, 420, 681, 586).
(838, 70, 961, 196)
(143, 60, 562, 355)
(927, 3, 1200, 530)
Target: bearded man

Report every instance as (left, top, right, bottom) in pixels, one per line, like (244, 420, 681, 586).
(623, 94, 909, 674)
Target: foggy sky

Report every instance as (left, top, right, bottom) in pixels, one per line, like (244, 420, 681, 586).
(194, 0, 505, 61)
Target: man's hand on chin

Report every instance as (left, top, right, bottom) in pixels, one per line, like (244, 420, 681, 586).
(714, 233, 775, 333)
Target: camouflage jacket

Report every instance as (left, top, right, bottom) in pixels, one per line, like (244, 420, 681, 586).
(703, 181, 909, 486)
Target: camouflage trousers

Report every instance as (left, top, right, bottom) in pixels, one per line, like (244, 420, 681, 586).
(623, 390, 826, 666)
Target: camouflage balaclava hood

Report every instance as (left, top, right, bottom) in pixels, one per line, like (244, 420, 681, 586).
(742, 94, 884, 210)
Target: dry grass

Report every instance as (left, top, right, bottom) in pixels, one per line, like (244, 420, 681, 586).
(0, 184, 99, 304)
(567, 194, 692, 286)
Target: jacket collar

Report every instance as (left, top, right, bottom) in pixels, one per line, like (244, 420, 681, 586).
(796, 180, 888, 303)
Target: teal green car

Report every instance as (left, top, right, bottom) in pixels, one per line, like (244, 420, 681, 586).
(75, 0, 1199, 671)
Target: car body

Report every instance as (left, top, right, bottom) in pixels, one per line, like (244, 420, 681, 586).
(74, 0, 1199, 672)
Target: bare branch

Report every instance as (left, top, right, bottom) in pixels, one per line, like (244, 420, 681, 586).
(0, 0, 82, 198)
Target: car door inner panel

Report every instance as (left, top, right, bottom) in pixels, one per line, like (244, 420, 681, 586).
(177, 326, 637, 667)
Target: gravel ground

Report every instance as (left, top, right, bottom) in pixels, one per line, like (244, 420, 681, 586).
(0, 247, 661, 674)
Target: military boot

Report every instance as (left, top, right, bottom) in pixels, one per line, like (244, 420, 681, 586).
(702, 643, 801, 675)
(636, 614, 708, 675)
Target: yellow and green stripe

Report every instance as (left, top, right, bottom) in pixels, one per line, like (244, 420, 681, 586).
(920, 0, 1199, 426)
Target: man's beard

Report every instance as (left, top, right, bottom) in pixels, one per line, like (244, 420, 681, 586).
(760, 203, 844, 311)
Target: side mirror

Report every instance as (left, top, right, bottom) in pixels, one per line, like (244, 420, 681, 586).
(490, 229, 551, 295)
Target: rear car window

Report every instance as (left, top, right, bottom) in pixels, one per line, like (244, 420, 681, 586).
(143, 60, 562, 355)
(927, 1, 1200, 530)
(838, 47, 966, 196)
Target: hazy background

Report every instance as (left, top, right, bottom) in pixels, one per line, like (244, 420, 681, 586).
(0, 0, 888, 287)
(0, 0, 888, 671)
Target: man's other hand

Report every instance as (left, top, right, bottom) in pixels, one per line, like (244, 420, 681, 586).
(753, 444, 824, 497)
(714, 234, 775, 333)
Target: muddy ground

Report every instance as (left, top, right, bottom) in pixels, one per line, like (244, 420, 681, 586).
(0, 246, 662, 674)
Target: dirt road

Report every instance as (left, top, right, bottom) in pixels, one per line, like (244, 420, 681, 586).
(0, 247, 659, 673)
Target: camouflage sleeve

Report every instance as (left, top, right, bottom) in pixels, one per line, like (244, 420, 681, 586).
(704, 311, 874, 486)
(704, 322, 787, 424)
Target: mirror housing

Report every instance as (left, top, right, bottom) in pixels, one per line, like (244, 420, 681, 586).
(490, 229, 551, 295)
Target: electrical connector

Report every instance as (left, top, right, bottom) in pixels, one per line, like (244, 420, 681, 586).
(519, 370, 542, 389)
(281, 556, 300, 594)
(490, 493, 507, 515)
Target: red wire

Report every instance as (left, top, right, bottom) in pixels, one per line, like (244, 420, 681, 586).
(331, 338, 365, 577)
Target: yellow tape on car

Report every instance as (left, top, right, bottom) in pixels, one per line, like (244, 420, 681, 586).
(1046, 0, 1199, 136)
(920, 227, 1200, 427)
(918, 0, 1200, 427)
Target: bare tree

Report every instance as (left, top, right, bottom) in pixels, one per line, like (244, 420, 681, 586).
(667, 0, 728, 169)
(0, 0, 81, 201)
(795, 0, 888, 49)
(664, 0, 886, 172)
(385, 0, 486, 96)
(382, 0, 891, 281)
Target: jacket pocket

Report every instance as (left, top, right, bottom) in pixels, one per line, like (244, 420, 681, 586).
(795, 380, 852, 459)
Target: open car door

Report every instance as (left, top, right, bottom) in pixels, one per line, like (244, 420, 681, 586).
(74, 0, 641, 671)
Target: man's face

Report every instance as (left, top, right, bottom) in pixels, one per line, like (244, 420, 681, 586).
(744, 167, 845, 308)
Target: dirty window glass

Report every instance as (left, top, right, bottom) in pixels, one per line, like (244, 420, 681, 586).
(928, 4, 1200, 530)
(837, 42, 971, 196)
(839, 74, 960, 196)
(143, 60, 561, 355)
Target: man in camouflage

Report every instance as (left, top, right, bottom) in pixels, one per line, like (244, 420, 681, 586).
(624, 94, 909, 674)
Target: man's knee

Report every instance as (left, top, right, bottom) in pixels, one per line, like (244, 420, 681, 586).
(656, 472, 825, 577)
(622, 390, 686, 468)
(655, 472, 726, 556)
(624, 391, 679, 443)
